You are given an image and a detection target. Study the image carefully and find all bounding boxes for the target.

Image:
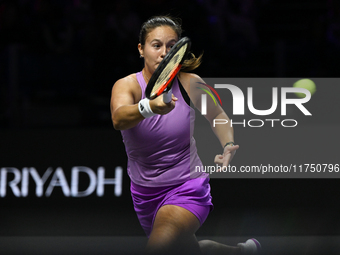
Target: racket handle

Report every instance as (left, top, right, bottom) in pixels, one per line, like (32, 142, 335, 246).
(163, 88, 172, 103)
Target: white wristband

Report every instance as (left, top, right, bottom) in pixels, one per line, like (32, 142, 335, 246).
(138, 98, 156, 118)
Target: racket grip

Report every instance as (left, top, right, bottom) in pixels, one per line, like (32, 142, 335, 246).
(163, 89, 172, 103)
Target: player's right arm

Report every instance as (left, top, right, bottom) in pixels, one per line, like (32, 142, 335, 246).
(110, 74, 176, 130)
(110, 75, 145, 130)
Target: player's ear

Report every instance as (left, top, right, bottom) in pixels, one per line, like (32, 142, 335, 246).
(138, 44, 144, 58)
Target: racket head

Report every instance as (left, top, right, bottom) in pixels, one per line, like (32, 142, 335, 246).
(145, 37, 191, 100)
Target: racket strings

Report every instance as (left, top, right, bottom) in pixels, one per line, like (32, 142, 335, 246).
(151, 44, 187, 94)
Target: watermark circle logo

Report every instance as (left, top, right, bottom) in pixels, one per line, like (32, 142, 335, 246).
(196, 82, 222, 106)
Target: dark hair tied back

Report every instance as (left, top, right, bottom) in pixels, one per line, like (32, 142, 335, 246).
(139, 16, 182, 45)
(139, 15, 203, 72)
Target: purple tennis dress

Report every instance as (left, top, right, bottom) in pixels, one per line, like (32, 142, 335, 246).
(121, 71, 213, 237)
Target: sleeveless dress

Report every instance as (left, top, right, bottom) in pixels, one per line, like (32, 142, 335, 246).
(121, 71, 213, 237)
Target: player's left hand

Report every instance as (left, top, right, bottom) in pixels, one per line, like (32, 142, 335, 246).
(214, 144, 239, 168)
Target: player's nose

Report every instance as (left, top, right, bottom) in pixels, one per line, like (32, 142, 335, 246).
(160, 46, 167, 58)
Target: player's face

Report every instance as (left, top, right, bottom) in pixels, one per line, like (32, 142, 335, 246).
(139, 26, 178, 75)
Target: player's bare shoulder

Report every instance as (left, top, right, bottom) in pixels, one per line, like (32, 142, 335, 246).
(178, 72, 203, 87)
(178, 72, 204, 97)
(113, 73, 139, 91)
(112, 73, 142, 103)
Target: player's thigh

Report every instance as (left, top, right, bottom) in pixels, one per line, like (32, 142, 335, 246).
(147, 204, 201, 252)
(153, 204, 200, 235)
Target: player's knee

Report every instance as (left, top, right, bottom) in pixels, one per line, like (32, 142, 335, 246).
(146, 226, 193, 254)
(147, 236, 199, 255)
(146, 241, 171, 255)
(198, 239, 216, 254)
(146, 233, 176, 255)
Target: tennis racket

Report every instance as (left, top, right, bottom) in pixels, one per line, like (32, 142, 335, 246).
(145, 37, 191, 103)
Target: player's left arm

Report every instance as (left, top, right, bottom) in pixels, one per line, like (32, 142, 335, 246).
(179, 72, 239, 167)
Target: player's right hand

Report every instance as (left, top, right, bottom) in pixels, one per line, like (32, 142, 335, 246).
(150, 94, 177, 115)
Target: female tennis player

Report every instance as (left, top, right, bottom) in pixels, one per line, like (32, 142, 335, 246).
(110, 15, 261, 255)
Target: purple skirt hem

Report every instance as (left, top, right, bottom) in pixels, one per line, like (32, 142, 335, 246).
(130, 177, 214, 237)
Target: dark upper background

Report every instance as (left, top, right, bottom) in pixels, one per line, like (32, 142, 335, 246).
(1, 0, 339, 129)
(1, 1, 340, 246)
